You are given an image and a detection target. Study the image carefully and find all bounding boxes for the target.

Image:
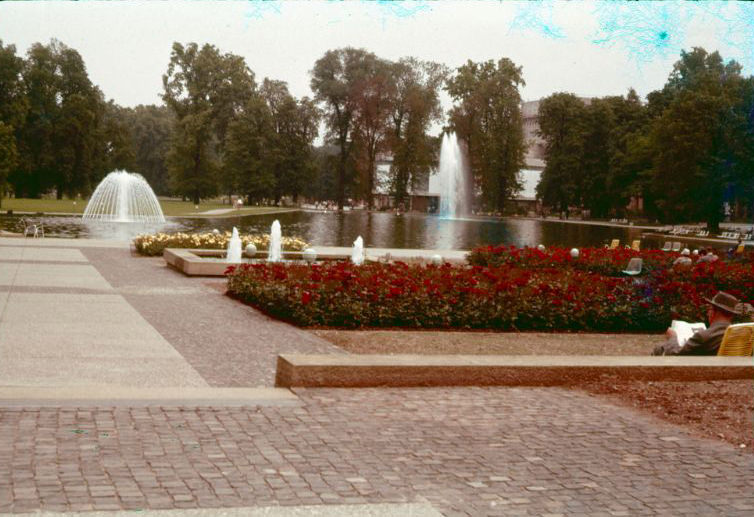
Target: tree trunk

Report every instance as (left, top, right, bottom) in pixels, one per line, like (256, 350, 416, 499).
(337, 148, 346, 210)
(367, 152, 375, 210)
(192, 190, 200, 205)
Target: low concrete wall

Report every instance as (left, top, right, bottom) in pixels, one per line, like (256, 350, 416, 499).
(275, 354, 754, 387)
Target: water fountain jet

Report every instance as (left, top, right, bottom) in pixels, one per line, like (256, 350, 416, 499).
(352, 236, 365, 265)
(435, 132, 470, 219)
(83, 170, 165, 223)
(226, 227, 242, 263)
(268, 220, 282, 262)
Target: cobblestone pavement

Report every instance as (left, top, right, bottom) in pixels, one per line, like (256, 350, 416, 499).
(81, 248, 341, 387)
(2, 387, 753, 516)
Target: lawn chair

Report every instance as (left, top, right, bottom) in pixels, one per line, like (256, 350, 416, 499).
(671, 242, 682, 252)
(631, 240, 641, 251)
(717, 323, 754, 356)
(21, 218, 44, 238)
(622, 257, 643, 276)
(661, 241, 672, 252)
(608, 239, 620, 250)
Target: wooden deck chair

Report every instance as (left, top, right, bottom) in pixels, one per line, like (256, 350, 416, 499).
(718, 323, 754, 356)
(662, 241, 672, 252)
(631, 240, 641, 251)
(609, 239, 620, 250)
(622, 257, 643, 276)
(671, 242, 682, 252)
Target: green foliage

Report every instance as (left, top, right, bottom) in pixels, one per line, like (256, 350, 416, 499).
(535, 92, 587, 214)
(162, 42, 255, 204)
(11, 41, 102, 198)
(447, 58, 526, 211)
(648, 48, 746, 231)
(388, 58, 446, 206)
(311, 47, 378, 209)
(123, 105, 173, 195)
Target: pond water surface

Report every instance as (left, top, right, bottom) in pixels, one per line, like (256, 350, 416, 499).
(1, 210, 653, 250)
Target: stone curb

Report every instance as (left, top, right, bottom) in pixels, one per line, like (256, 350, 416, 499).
(275, 354, 754, 387)
(0, 386, 301, 407)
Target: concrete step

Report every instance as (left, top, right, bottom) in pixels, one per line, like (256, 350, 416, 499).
(275, 354, 753, 388)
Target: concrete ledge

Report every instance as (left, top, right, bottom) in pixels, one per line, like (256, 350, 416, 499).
(275, 354, 754, 387)
(0, 386, 301, 407)
(164, 248, 352, 276)
(164, 246, 469, 276)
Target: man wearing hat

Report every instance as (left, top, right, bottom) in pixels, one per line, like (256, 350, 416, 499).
(652, 291, 741, 355)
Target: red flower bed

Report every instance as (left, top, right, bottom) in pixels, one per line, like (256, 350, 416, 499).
(226, 247, 754, 331)
(468, 245, 678, 275)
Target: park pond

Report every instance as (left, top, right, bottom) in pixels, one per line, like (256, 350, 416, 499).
(1, 210, 653, 249)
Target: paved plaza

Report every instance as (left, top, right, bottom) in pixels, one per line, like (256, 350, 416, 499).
(1, 237, 753, 516)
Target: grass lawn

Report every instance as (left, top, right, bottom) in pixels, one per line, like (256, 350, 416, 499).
(1, 198, 294, 217)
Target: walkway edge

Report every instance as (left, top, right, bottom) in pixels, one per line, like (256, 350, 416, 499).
(0, 386, 301, 407)
(275, 354, 754, 387)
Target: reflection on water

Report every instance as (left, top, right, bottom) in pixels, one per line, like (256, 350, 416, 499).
(0, 211, 649, 250)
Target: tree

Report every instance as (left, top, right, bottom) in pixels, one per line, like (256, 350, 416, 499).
(92, 98, 136, 183)
(387, 58, 446, 206)
(162, 42, 255, 204)
(350, 58, 392, 208)
(535, 93, 588, 216)
(0, 40, 27, 206)
(260, 79, 320, 204)
(14, 40, 101, 198)
(311, 47, 377, 209)
(603, 89, 648, 216)
(124, 105, 174, 195)
(225, 94, 275, 203)
(579, 98, 615, 217)
(647, 48, 745, 231)
(447, 58, 526, 212)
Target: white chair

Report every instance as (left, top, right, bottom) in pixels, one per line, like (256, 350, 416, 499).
(622, 257, 643, 276)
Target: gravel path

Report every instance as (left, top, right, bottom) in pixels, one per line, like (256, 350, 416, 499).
(310, 329, 657, 355)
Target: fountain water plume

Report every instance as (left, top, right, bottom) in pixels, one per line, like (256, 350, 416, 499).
(268, 220, 282, 262)
(436, 132, 470, 219)
(226, 227, 242, 263)
(351, 236, 364, 265)
(83, 170, 165, 223)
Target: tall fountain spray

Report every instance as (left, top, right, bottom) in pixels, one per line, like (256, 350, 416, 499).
(268, 220, 282, 262)
(351, 236, 364, 265)
(83, 171, 165, 223)
(226, 227, 242, 263)
(436, 132, 470, 219)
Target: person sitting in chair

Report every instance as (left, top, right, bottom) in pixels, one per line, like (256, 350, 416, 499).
(672, 248, 693, 267)
(651, 291, 740, 356)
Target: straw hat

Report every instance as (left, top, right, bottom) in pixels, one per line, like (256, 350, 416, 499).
(704, 291, 742, 315)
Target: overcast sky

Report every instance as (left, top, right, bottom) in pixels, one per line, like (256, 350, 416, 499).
(1, 0, 752, 120)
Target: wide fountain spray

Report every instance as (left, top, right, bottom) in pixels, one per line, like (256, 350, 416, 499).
(83, 170, 165, 223)
(226, 227, 242, 263)
(436, 132, 470, 219)
(268, 220, 282, 262)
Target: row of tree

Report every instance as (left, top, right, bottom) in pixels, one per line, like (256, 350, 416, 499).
(536, 48, 754, 231)
(0, 38, 530, 213)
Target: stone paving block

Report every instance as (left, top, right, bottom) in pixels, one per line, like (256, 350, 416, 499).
(2, 388, 751, 515)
